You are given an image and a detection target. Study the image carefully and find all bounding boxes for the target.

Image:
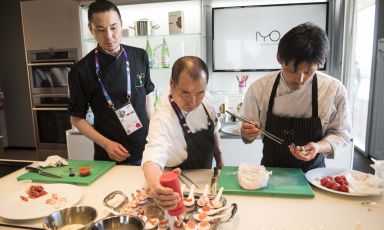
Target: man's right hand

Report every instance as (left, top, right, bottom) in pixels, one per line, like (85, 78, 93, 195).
(104, 140, 130, 162)
(241, 121, 262, 141)
(150, 181, 181, 210)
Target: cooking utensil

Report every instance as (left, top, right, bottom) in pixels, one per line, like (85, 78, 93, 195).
(180, 172, 200, 189)
(198, 203, 235, 215)
(225, 110, 284, 144)
(219, 166, 314, 198)
(18, 160, 115, 185)
(211, 167, 218, 195)
(130, 19, 160, 36)
(43, 206, 97, 230)
(89, 215, 145, 230)
(25, 166, 62, 178)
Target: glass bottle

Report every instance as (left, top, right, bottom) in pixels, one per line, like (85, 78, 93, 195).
(161, 38, 170, 68)
(145, 38, 153, 68)
(154, 89, 160, 107)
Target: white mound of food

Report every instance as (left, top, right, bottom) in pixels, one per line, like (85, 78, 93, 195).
(238, 163, 272, 190)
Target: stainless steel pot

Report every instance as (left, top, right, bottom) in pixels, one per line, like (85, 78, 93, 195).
(89, 215, 145, 230)
(130, 19, 159, 36)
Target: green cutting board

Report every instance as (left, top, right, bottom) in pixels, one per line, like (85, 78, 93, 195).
(17, 160, 115, 185)
(218, 166, 314, 198)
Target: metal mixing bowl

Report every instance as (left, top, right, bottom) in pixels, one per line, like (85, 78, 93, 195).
(89, 215, 145, 230)
(43, 206, 97, 230)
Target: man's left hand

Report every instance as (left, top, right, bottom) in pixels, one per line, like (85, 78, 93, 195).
(288, 142, 320, 161)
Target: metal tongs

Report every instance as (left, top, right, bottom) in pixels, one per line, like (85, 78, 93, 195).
(226, 110, 284, 144)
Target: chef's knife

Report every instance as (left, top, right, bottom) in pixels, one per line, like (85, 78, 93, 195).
(25, 166, 62, 179)
(210, 167, 218, 195)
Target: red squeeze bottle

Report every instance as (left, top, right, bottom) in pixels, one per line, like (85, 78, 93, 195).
(159, 171, 185, 216)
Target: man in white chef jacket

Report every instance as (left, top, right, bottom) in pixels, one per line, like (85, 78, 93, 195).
(142, 56, 223, 210)
(241, 22, 352, 172)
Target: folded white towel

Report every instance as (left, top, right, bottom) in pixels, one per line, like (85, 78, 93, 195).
(38, 155, 68, 168)
(344, 171, 384, 195)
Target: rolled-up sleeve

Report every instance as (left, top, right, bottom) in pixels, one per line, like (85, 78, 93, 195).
(322, 83, 352, 158)
(141, 110, 174, 169)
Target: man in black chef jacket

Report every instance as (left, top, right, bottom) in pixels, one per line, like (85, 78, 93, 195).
(68, 0, 154, 165)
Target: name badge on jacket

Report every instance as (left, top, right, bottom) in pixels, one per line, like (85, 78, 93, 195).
(115, 103, 142, 135)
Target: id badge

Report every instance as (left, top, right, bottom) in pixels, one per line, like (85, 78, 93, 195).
(115, 103, 142, 135)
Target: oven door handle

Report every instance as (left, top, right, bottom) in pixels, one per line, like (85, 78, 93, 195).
(32, 107, 68, 111)
(28, 62, 74, 66)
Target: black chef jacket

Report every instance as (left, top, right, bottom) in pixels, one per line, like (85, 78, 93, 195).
(68, 44, 155, 164)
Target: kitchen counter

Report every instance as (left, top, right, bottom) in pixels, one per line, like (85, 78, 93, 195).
(0, 163, 383, 229)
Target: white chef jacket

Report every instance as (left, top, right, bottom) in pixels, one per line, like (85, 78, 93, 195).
(142, 91, 219, 169)
(240, 71, 352, 158)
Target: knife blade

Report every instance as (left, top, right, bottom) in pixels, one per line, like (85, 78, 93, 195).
(180, 172, 200, 189)
(25, 166, 62, 179)
(210, 167, 218, 195)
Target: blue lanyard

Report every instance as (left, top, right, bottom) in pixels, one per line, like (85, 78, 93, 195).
(95, 47, 131, 110)
(169, 94, 192, 133)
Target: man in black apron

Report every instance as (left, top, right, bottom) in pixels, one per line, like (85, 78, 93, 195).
(241, 23, 351, 173)
(68, 0, 154, 165)
(142, 56, 223, 210)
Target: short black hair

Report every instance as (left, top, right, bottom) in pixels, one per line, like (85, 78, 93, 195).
(88, 0, 121, 22)
(278, 22, 329, 70)
(171, 56, 209, 84)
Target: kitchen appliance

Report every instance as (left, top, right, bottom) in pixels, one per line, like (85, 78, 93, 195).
(26, 49, 77, 160)
(27, 49, 76, 95)
(0, 160, 32, 178)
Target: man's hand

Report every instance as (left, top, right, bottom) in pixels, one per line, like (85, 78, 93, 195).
(241, 121, 262, 141)
(150, 168, 181, 210)
(288, 142, 320, 161)
(104, 140, 130, 162)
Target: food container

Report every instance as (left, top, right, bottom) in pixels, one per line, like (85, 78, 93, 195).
(103, 190, 237, 230)
(89, 215, 145, 230)
(43, 206, 97, 230)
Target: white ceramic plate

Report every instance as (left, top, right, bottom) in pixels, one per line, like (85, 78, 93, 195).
(0, 183, 83, 220)
(220, 125, 240, 136)
(305, 167, 381, 196)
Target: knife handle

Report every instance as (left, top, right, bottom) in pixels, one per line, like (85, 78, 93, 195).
(25, 166, 39, 172)
(213, 167, 218, 177)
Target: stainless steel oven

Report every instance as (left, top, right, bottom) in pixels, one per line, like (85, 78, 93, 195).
(27, 49, 76, 95)
(27, 49, 77, 160)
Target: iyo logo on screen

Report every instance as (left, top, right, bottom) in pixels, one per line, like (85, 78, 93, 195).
(255, 30, 281, 44)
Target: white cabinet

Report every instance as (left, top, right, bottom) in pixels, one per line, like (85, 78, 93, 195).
(66, 129, 94, 160)
(220, 137, 263, 166)
(21, 0, 82, 54)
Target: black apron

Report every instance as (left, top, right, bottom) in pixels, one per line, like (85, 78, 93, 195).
(92, 48, 148, 165)
(261, 73, 325, 172)
(169, 96, 215, 169)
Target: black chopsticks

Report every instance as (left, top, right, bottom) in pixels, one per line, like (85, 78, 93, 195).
(226, 110, 284, 144)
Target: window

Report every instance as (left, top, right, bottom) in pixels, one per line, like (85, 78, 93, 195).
(352, 0, 376, 152)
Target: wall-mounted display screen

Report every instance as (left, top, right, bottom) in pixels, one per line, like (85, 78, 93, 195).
(212, 3, 328, 72)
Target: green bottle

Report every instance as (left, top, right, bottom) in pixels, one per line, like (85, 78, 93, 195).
(154, 89, 160, 107)
(161, 38, 170, 68)
(145, 38, 153, 68)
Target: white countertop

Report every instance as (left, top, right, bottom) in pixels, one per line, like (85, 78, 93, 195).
(0, 163, 383, 230)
